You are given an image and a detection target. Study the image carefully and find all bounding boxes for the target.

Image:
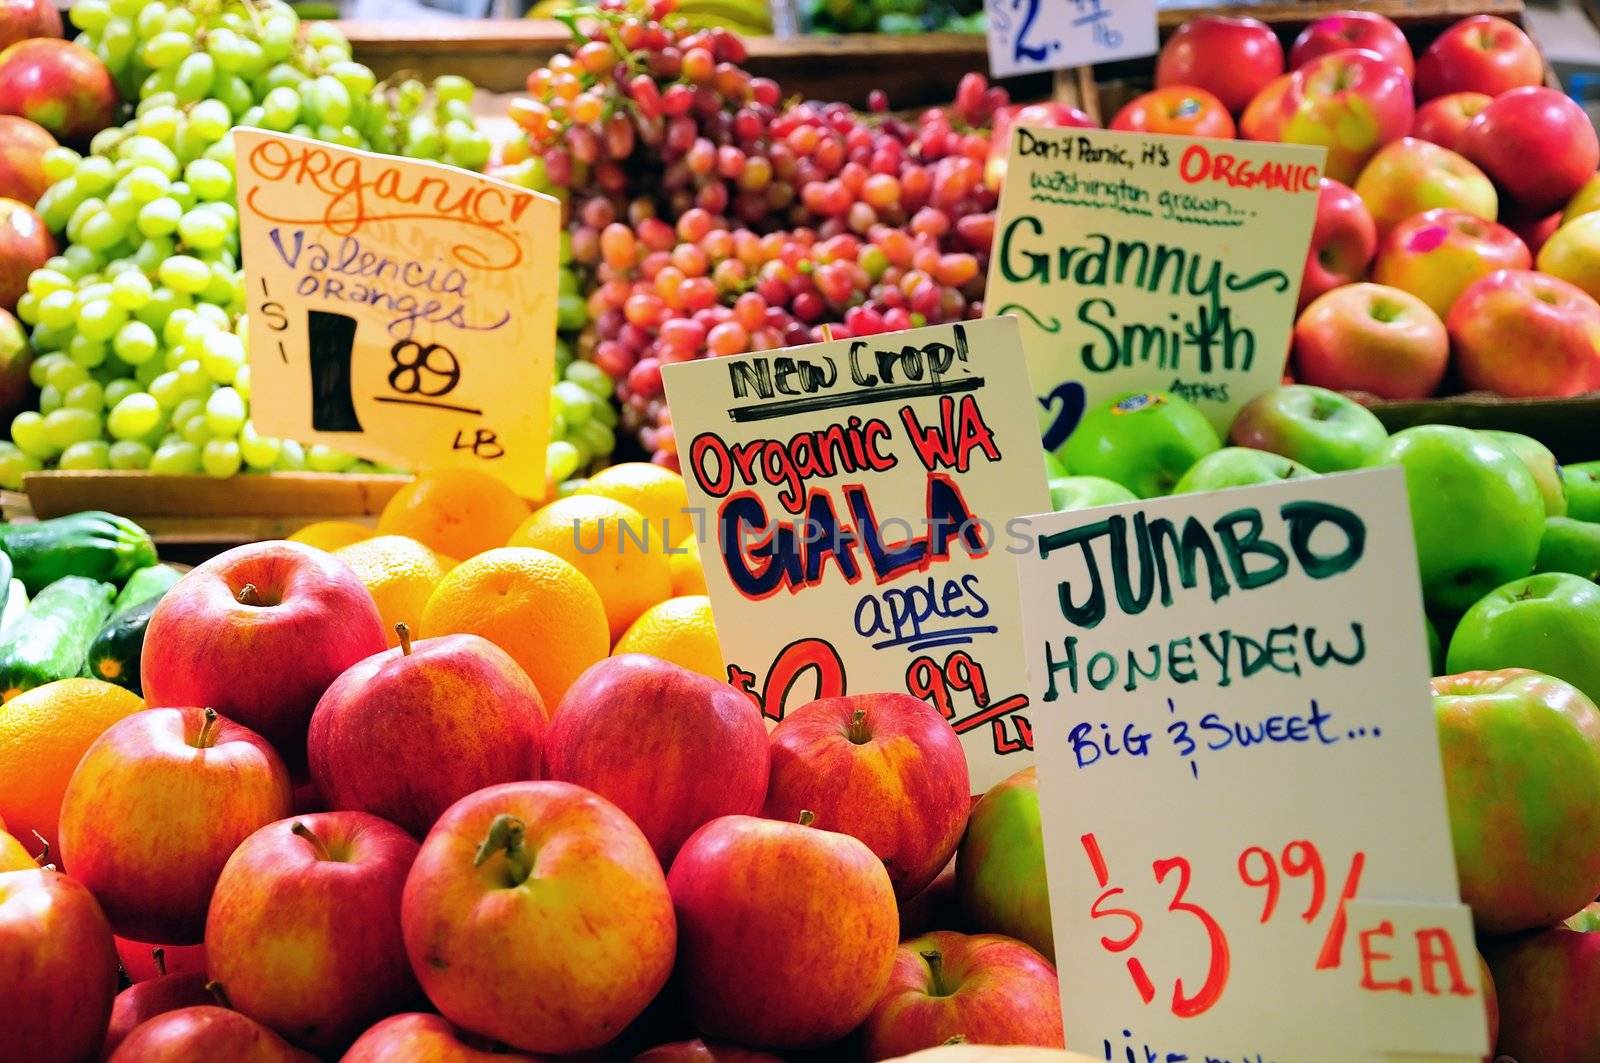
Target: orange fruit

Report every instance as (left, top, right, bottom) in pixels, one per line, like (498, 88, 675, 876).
(420, 547, 609, 707)
(287, 521, 374, 552)
(576, 463, 691, 547)
(0, 679, 144, 857)
(613, 595, 726, 681)
(668, 533, 707, 596)
(335, 535, 453, 648)
(509, 496, 673, 641)
(378, 468, 532, 561)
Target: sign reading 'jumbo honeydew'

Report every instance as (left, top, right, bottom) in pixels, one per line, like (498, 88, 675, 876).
(985, 0, 1158, 78)
(985, 127, 1323, 451)
(1014, 468, 1490, 1062)
(662, 318, 1051, 793)
(236, 129, 561, 498)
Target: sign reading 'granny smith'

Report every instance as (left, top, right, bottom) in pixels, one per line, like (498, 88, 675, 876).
(1014, 468, 1490, 1061)
(985, 127, 1323, 451)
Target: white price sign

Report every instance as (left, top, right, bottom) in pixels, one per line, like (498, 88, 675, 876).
(985, 0, 1158, 78)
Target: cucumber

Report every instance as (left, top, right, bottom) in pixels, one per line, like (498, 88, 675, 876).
(0, 577, 116, 701)
(0, 512, 158, 595)
(85, 595, 161, 695)
(114, 564, 183, 611)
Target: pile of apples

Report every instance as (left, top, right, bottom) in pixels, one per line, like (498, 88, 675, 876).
(1, 537, 1067, 1061)
(1112, 11, 1600, 401)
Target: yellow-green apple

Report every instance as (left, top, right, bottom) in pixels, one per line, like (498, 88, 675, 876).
(861, 932, 1064, 1061)
(1482, 430, 1567, 517)
(1485, 923, 1600, 1063)
(1433, 669, 1600, 933)
(1239, 48, 1414, 184)
(116, 938, 206, 983)
(1411, 91, 1491, 153)
(1291, 11, 1413, 77)
(1061, 391, 1221, 498)
(401, 781, 674, 1055)
(1049, 475, 1137, 512)
(106, 1006, 315, 1063)
(0, 39, 119, 145)
(0, 115, 54, 206)
(985, 103, 1097, 191)
(1229, 386, 1389, 472)
(343, 1013, 544, 1062)
(1447, 269, 1600, 397)
(1155, 15, 1284, 115)
(1109, 87, 1235, 139)
(543, 654, 767, 868)
(0, 868, 118, 1063)
(1565, 461, 1600, 522)
(143, 541, 387, 771)
(1460, 87, 1600, 217)
(1292, 282, 1449, 398)
(1173, 447, 1318, 494)
(0, 307, 33, 427)
(1447, 573, 1600, 707)
(0, 828, 33, 871)
(1538, 517, 1600, 580)
(763, 692, 968, 900)
(1299, 177, 1377, 310)
(0, 196, 52, 312)
(1371, 208, 1530, 319)
(1537, 211, 1600, 303)
(206, 812, 419, 1054)
(308, 629, 547, 839)
(633, 1040, 783, 1062)
(1567, 173, 1600, 224)
(957, 767, 1052, 961)
(1353, 137, 1497, 235)
(1379, 426, 1545, 614)
(101, 955, 213, 1061)
(58, 707, 294, 944)
(668, 813, 898, 1047)
(0, 0, 60, 50)
(1416, 15, 1544, 100)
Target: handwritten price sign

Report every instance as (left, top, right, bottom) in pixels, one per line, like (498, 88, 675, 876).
(1015, 469, 1491, 1061)
(235, 129, 561, 497)
(985, 0, 1158, 78)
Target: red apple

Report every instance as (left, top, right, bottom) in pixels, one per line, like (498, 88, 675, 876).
(985, 103, 1097, 191)
(401, 781, 675, 1055)
(668, 814, 898, 1048)
(1371, 207, 1531, 319)
(1290, 11, 1413, 78)
(633, 1041, 783, 1062)
(0, 0, 60, 50)
(143, 540, 387, 771)
(1353, 137, 1497, 236)
(1447, 269, 1600, 397)
(0, 195, 51, 312)
(1412, 92, 1492, 153)
(1292, 282, 1449, 398)
(0, 868, 118, 1063)
(0, 38, 118, 145)
(1155, 15, 1284, 115)
(58, 707, 294, 944)
(1299, 177, 1377, 310)
(1109, 86, 1234, 139)
(101, 965, 213, 1061)
(1416, 15, 1544, 100)
(543, 653, 768, 868)
(860, 932, 1064, 1061)
(1509, 209, 1563, 257)
(206, 812, 419, 1054)
(1460, 87, 1600, 218)
(0, 114, 53, 206)
(1240, 48, 1414, 184)
(344, 1013, 545, 1062)
(116, 938, 207, 983)
(1486, 923, 1600, 1061)
(106, 1006, 314, 1063)
(763, 692, 969, 901)
(308, 630, 547, 839)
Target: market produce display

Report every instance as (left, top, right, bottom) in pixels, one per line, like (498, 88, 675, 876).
(801, 0, 985, 35)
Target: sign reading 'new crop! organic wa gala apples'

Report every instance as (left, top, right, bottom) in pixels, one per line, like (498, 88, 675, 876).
(1014, 468, 1490, 1062)
(235, 129, 561, 498)
(663, 317, 1051, 792)
(985, 127, 1323, 451)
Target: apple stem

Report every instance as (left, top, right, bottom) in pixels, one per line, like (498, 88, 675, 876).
(395, 622, 413, 655)
(473, 814, 534, 886)
(922, 949, 950, 996)
(290, 821, 332, 861)
(942, 1035, 968, 1046)
(29, 831, 48, 866)
(152, 948, 166, 978)
(195, 708, 219, 750)
(846, 708, 871, 744)
(236, 583, 260, 606)
(798, 810, 815, 828)
(206, 980, 232, 1010)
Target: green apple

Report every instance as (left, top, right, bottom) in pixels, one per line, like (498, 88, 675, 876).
(1049, 475, 1137, 512)
(1173, 447, 1317, 495)
(955, 767, 1051, 962)
(1061, 392, 1220, 499)
(1564, 461, 1600, 523)
(1538, 517, 1600, 580)
(1042, 450, 1068, 479)
(1227, 385, 1389, 473)
(1380, 425, 1545, 615)
(1483, 430, 1567, 517)
(1447, 572, 1600, 707)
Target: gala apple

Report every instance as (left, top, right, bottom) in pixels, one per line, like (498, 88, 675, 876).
(1371, 208, 1530, 319)
(1292, 282, 1449, 398)
(1411, 91, 1491, 153)
(1447, 268, 1600, 397)
(1155, 15, 1284, 115)
(1299, 177, 1377, 310)
(1415, 15, 1544, 100)
(1353, 137, 1496, 235)
(1290, 11, 1413, 78)
(1460, 87, 1600, 218)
